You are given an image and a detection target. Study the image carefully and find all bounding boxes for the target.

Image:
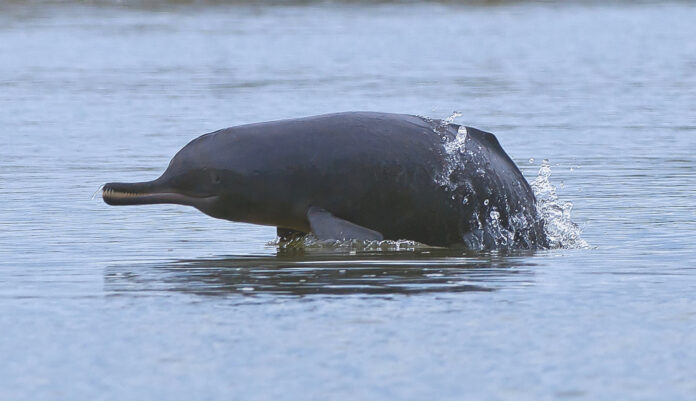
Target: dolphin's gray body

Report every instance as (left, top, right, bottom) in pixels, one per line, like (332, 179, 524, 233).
(103, 112, 547, 249)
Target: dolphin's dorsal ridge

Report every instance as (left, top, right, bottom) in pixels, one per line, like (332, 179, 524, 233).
(307, 207, 384, 241)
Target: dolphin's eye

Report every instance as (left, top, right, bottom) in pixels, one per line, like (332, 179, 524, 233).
(211, 172, 222, 184)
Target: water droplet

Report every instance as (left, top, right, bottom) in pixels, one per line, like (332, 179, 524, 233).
(528, 158, 535, 164)
(483, 199, 489, 205)
(443, 111, 462, 125)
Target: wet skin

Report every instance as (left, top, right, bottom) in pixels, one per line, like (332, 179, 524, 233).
(103, 112, 547, 249)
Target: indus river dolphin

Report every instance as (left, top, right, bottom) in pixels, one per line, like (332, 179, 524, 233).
(103, 112, 548, 249)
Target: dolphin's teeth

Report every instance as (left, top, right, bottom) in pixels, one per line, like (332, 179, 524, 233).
(103, 189, 142, 199)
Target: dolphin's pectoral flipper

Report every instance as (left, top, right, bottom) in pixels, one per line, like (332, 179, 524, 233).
(276, 227, 307, 241)
(307, 207, 384, 241)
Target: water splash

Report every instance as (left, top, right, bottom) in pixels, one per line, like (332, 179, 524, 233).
(434, 112, 546, 250)
(444, 125, 469, 155)
(419, 110, 463, 134)
(531, 160, 589, 249)
(270, 235, 427, 252)
(441, 110, 462, 127)
(438, 122, 470, 188)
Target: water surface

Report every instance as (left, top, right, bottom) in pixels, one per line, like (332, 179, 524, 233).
(1, 1, 695, 400)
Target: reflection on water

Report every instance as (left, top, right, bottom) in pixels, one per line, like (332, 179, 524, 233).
(105, 248, 538, 297)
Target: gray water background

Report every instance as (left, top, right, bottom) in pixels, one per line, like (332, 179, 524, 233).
(1, 1, 695, 400)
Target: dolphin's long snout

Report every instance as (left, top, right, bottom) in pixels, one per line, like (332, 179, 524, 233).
(102, 179, 218, 207)
(102, 180, 165, 205)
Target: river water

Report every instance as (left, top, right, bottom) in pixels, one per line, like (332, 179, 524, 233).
(1, 1, 695, 400)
